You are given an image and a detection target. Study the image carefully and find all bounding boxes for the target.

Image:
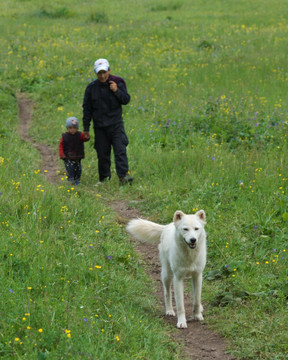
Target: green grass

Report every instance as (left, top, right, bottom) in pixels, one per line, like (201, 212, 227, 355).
(1, 0, 288, 358)
(0, 93, 181, 359)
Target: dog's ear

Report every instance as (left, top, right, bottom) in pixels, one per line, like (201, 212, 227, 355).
(195, 210, 206, 224)
(173, 210, 185, 223)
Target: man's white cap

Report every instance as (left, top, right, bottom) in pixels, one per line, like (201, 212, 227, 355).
(94, 58, 110, 74)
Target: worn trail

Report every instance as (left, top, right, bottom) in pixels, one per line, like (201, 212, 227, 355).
(17, 93, 61, 184)
(18, 93, 236, 360)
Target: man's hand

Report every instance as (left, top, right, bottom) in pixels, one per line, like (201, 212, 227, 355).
(109, 81, 117, 92)
(83, 131, 90, 140)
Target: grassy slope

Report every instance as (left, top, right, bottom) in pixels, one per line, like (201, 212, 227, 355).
(0, 0, 287, 359)
(0, 93, 181, 359)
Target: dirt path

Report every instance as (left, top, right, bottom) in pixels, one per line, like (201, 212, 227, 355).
(17, 93, 61, 184)
(17, 93, 236, 360)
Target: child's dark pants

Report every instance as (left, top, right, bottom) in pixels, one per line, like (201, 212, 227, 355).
(64, 159, 82, 183)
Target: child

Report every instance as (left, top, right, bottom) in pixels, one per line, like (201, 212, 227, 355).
(59, 117, 89, 185)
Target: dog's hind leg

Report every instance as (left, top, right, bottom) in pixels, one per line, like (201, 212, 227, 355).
(191, 272, 204, 321)
(173, 277, 187, 328)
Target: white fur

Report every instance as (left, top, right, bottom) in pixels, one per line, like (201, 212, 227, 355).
(127, 210, 207, 329)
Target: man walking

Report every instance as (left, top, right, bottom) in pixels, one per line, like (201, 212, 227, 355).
(82, 58, 133, 185)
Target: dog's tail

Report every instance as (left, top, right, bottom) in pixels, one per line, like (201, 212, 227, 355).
(126, 218, 165, 243)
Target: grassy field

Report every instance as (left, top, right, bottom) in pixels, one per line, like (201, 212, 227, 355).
(0, 0, 288, 359)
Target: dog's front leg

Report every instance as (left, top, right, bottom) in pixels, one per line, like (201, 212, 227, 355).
(173, 277, 187, 328)
(161, 270, 175, 316)
(191, 272, 204, 321)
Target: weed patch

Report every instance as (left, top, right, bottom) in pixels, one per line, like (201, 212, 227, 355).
(151, 2, 183, 12)
(35, 7, 74, 19)
(88, 11, 109, 24)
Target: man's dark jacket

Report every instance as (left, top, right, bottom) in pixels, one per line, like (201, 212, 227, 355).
(82, 75, 130, 131)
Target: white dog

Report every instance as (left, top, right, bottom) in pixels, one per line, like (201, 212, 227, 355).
(126, 210, 207, 329)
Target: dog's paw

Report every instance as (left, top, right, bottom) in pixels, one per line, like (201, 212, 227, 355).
(192, 304, 204, 314)
(193, 313, 204, 321)
(166, 310, 175, 317)
(177, 321, 187, 329)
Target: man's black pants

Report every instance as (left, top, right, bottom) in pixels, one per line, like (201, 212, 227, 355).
(94, 122, 129, 181)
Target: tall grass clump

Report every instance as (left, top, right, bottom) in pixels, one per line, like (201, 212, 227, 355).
(151, 2, 183, 12)
(0, 0, 288, 358)
(35, 6, 74, 19)
(88, 11, 109, 24)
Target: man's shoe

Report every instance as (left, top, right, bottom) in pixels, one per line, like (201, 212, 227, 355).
(94, 177, 110, 187)
(119, 174, 133, 185)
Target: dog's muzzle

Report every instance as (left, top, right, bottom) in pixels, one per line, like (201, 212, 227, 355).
(184, 237, 197, 249)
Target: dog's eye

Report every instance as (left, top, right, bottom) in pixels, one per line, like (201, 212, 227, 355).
(183, 228, 189, 232)
(194, 227, 199, 231)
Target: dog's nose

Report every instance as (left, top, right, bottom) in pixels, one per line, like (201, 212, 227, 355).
(190, 238, 196, 244)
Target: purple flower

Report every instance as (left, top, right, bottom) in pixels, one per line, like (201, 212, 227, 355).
(9, 289, 14, 294)
(164, 119, 171, 128)
(211, 157, 215, 160)
(254, 225, 258, 229)
(83, 317, 88, 323)
(107, 256, 111, 260)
